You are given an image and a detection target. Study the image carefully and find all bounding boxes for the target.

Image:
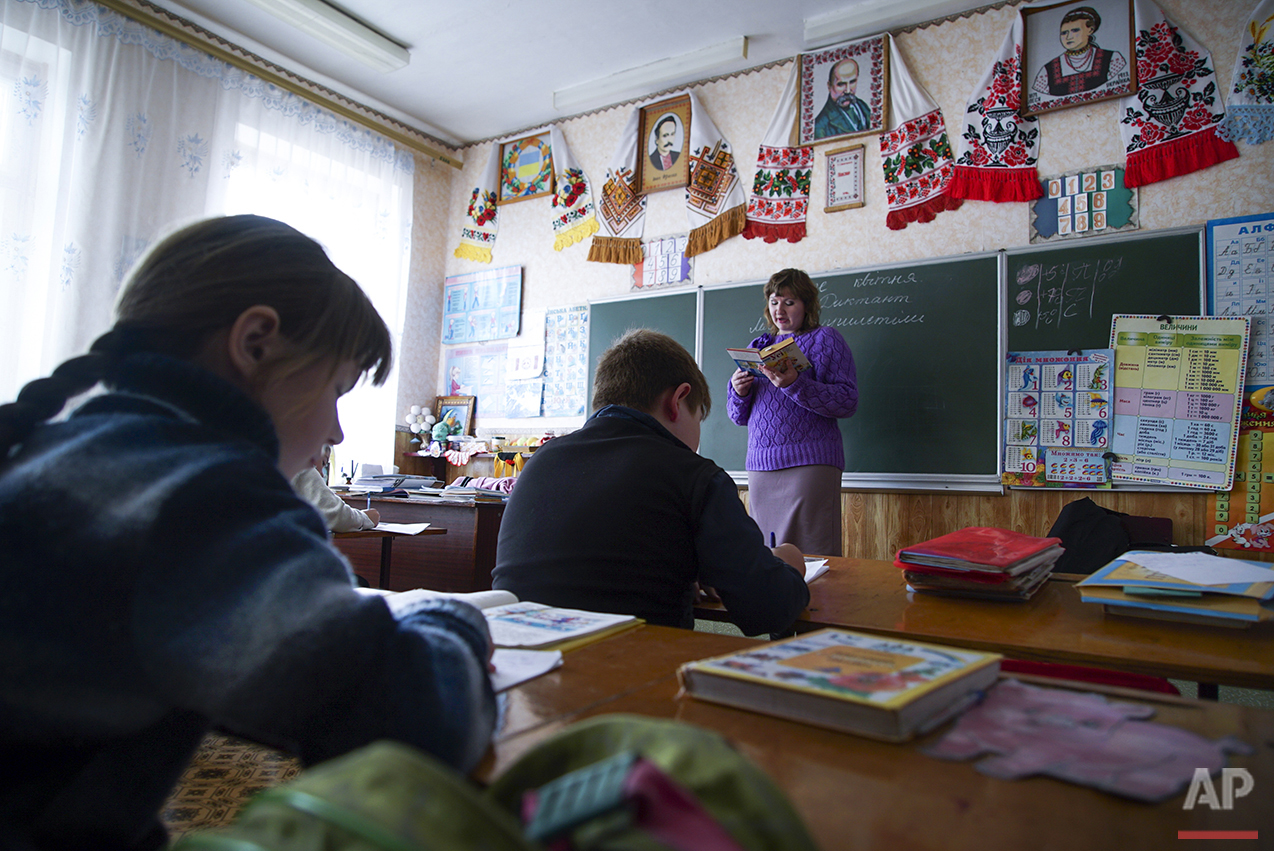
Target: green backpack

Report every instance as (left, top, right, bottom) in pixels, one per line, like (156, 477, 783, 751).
(171, 714, 817, 851)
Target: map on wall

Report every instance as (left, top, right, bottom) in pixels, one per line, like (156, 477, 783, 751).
(443, 265, 522, 343)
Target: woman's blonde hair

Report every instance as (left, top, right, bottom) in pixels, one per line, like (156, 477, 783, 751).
(762, 268, 821, 334)
(1, 214, 391, 456)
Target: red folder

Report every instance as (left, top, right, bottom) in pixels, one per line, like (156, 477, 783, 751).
(897, 527, 1063, 574)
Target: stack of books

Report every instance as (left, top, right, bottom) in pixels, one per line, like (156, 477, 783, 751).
(677, 628, 1001, 742)
(1077, 550, 1274, 628)
(895, 526, 1065, 601)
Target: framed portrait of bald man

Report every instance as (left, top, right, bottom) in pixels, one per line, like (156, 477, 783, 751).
(798, 34, 889, 146)
(1022, 0, 1136, 118)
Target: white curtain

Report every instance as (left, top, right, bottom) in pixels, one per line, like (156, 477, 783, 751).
(0, 0, 412, 471)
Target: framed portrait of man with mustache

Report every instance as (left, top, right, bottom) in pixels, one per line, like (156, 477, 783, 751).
(798, 34, 889, 146)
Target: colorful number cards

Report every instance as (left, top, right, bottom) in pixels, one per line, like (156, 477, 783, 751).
(1003, 350, 1114, 487)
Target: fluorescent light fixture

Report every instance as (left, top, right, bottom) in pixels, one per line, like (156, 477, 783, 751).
(805, 0, 980, 47)
(554, 36, 747, 112)
(242, 0, 409, 72)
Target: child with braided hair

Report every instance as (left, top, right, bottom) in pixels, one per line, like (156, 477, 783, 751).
(0, 215, 497, 850)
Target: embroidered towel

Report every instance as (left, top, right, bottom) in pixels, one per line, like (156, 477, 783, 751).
(1217, 0, 1274, 145)
(950, 0, 1238, 201)
(454, 127, 597, 262)
(589, 90, 746, 264)
(742, 36, 960, 239)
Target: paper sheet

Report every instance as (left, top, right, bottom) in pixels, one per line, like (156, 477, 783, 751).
(490, 649, 563, 692)
(1123, 551, 1274, 586)
(804, 558, 829, 583)
(375, 522, 432, 535)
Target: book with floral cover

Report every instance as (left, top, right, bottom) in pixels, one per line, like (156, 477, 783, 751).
(677, 628, 1001, 742)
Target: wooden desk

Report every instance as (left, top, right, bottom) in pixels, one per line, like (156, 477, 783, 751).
(483, 626, 1274, 851)
(698, 557, 1274, 691)
(332, 526, 446, 589)
(335, 495, 505, 592)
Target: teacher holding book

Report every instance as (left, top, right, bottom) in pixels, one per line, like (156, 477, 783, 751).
(727, 269, 858, 556)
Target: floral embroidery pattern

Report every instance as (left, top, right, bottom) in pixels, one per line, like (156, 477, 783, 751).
(1233, 15, 1274, 100)
(745, 145, 812, 228)
(955, 46, 1040, 170)
(60, 243, 80, 290)
(222, 149, 243, 178)
(553, 168, 587, 209)
(15, 74, 46, 126)
(4, 233, 31, 282)
(126, 112, 151, 157)
(467, 187, 498, 227)
(75, 94, 96, 139)
(177, 133, 208, 177)
(1121, 21, 1222, 151)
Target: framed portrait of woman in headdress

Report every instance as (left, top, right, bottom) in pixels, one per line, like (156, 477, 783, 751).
(1022, 0, 1137, 117)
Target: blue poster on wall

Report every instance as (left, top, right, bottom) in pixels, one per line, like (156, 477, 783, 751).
(443, 265, 522, 343)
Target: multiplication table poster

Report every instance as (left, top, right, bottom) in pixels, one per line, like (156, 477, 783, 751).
(1003, 350, 1114, 487)
(1109, 315, 1249, 489)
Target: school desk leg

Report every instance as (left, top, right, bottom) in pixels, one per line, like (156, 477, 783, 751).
(379, 538, 394, 589)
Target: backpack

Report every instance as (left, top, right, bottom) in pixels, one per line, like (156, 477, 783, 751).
(170, 714, 818, 851)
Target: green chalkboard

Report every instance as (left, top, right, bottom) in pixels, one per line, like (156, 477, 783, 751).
(698, 255, 1002, 479)
(1006, 229, 1203, 352)
(587, 290, 698, 413)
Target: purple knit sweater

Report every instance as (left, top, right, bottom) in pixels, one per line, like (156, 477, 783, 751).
(726, 325, 858, 470)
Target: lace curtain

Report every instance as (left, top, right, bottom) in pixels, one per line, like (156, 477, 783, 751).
(0, 0, 413, 470)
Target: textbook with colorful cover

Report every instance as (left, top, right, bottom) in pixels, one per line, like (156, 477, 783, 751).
(677, 628, 1001, 742)
(1076, 551, 1274, 628)
(726, 337, 812, 378)
(897, 527, 1064, 575)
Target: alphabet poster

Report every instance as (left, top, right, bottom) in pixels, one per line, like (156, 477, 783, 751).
(1109, 315, 1249, 489)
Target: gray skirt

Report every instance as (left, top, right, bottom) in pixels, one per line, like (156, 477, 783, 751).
(746, 465, 843, 557)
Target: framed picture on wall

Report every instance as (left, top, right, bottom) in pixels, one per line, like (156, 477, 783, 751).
(1022, 0, 1136, 118)
(637, 95, 691, 195)
(824, 144, 865, 213)
(797, 34, 888, 146)
(498, 132, 554, 204)
(434, 395, 476, 436)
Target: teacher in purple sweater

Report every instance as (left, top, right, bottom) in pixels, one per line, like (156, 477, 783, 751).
(727, 269, 858, 556)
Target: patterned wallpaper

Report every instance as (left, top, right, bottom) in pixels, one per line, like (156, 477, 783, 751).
(405, 0, 1274, 428)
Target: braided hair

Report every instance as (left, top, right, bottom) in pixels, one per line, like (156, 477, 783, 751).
(0, 214, 392, 459)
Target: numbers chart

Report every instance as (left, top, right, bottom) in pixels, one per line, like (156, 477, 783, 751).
(1002, 350, 1114, 487)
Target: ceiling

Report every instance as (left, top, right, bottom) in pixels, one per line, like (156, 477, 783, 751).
(148, 0, 989, 148)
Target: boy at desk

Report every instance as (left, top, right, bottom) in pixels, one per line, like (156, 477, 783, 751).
(493, 329, 809, 634)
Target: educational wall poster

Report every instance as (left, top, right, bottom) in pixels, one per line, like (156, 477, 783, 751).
(1207, 212, 1274, 400)
(1108, 315, 1249, 490)
(1029, 165, 1138, 244)
(543, 305, 588, 417)
(1206, 427, 1274, 551)
(1002, 349, 1114, 487)
(632, 234, 691, 291)
(443, 265, 523, 343)
(505, 379, 544, 418)
(445, 343, 507, 419)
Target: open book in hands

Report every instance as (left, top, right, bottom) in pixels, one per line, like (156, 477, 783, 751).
(727, 337, 812, 378)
